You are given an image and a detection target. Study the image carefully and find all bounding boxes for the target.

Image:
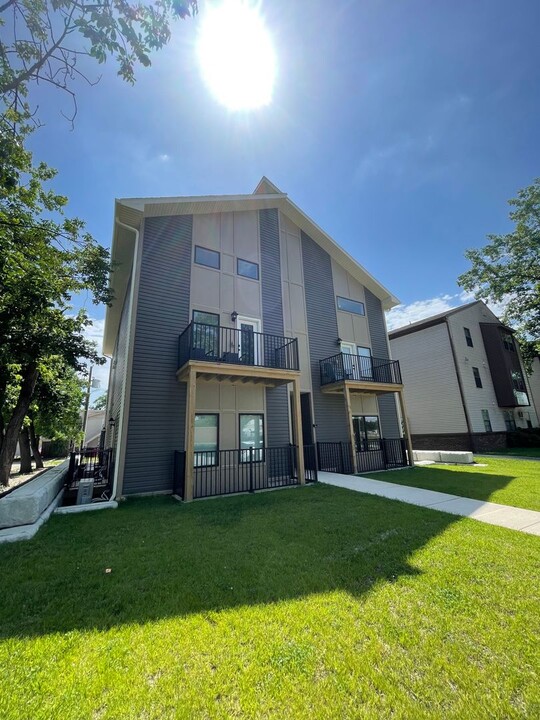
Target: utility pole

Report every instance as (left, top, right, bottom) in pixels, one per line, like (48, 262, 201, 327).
(81, 365, 93, 448)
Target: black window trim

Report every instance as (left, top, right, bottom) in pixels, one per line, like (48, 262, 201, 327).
(192, 309, 220, 326)
(464, 327, 473, 347)
(194, 245, 221, 270)
(238, 413, 265, 464)
(236, 257, 260, 280)
(472, 366, 483, 388)
(193, 413, 220, 468)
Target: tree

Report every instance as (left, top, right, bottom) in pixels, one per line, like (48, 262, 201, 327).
(0, 121, 110, 485)
(92, 391, 107, 410)
(458, 179, 540, 367)
(0, 0, 198, 122)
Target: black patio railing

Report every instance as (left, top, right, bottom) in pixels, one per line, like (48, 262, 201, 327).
(66, 447, 114, 497)
(172, 444, 318, 500)
(178, 322, 299, 372)
(319, 353, 402, 386)
(317, 439, 408, 474)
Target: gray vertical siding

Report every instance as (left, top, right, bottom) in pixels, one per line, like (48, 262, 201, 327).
(106, 276, 131, 449)
(364, 288, 401, 437)
(301, 232, 348, 442)
(123, 215, 192, 494)
(260, 208, 290, 446)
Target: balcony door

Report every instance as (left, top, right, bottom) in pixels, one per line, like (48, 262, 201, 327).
(236, 316, 260, 366)
(340, 341, 358, 380)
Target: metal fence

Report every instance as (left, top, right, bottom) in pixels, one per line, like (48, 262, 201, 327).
(317, 441, 355, 474)
(66, 448, 114, 495)
(317, 439, 408, 474)
(173, 444, 318, 501)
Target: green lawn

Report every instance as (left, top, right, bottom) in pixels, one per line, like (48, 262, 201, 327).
(1, 486, 539, 719)
(487, 447, 540, 458)
(364, 456, 540, 511)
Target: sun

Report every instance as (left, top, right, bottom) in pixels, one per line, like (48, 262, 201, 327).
(196, 0, 276, 111)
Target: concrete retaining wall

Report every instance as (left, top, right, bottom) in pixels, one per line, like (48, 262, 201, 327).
(0, 460, 68, 530)
(412, 450, 474, 464)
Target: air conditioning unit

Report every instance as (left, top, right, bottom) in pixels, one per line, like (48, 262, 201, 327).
(77, 478, 94, 505)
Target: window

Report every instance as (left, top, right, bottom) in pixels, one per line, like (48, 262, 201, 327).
(503, 411, 516, 432)
(237, 258, 259, 280)
(481, 410, 492, 433)
(472, 367, 483, 388)
(194, 245, 220, 269)
(239, 414, 264, 462)
(464, 327, 473, 347)
(352, 415, 381, 452)
(194, 414, 219, 466)
(512, 370, 529, 405)
(192, 310, 219, 358)
(357, 346, 373, 378)
(502, 332, 515, 352)
(337, 296, 365, 316)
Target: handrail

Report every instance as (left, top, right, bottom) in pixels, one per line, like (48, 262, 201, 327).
(319, 352, 402, 386)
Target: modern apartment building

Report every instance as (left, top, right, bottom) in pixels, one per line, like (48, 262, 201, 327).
(389, 301, 539, 452)
(103, 177, 412, 501)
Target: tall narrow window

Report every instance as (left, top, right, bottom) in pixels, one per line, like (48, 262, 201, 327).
(357, 346, 373, 378)
(352, 415, 381, 452)
(239, 414, 264, 462)
(194, 414, 219, 466)
(503, 411, 516, 432)
(481, 410, 492, 433)
(464, 327, 473, 347)
(192, 310, 219, 359)
(502, 332, 515, 352)
(472, 367, 483, 388)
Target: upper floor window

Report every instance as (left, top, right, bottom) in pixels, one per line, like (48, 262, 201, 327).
(194, 245, 220, 270)
(472, 367, 483, 388)
(337, 296, 365, 316)
(502, 332, 515, 352)
(482, 409, 492, 433)
(464, 327, 473, 347)
(237, 258, 259, 280)
(511, 370, 526, 392)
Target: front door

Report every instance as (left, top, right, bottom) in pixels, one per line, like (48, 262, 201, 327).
(237, 316, 260, 365)
(340, 342, 357, 379)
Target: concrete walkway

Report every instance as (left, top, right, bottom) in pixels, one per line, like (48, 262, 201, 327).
(319, 472, 540, 536)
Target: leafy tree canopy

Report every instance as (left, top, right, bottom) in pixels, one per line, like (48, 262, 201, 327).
(458, 179, 540, 367)
(92, 391, 107, 410)
(1, 0, 198, 122)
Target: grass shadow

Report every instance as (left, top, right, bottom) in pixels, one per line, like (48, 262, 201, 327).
(0, 481, 514, 640)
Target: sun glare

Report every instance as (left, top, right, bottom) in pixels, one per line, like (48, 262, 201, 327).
(197, 0, 276, 111)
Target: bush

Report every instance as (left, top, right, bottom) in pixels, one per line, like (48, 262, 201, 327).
(507, 428, 540, 448)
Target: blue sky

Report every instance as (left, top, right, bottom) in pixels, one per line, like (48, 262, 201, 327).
(27, 0, 540, 388)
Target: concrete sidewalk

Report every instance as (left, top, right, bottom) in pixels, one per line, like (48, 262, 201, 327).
(319, 472, 540, 536)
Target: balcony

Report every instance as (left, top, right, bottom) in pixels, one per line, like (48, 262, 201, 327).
(319, 352, 402, 392)
(177, 322, 300, 386)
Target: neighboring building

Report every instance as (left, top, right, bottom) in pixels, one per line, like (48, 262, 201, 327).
(82, 409, 106, 448)
(103, 177, 412, 501)
(389, 301, 539, 452)
(528, 356, 540, 423)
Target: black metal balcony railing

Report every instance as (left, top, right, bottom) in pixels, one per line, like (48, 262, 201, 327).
(316, 439, 408, 474)
(319, 353, 402, 386)
(178, 322, 299, 372)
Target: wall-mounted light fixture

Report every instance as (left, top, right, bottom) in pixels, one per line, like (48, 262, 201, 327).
(336, 337, 342, 346)
(231, 311, 238, 322)
(108, 416, 116, 430)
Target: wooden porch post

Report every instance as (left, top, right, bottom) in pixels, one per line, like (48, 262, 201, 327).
(184, 366, 197, 501)
(343, 382, 358, 474)
(291, 378, 305, 485)
(397, 390, 415, 467)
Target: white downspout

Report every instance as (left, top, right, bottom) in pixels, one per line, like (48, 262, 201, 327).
(110, 219, 140, 501)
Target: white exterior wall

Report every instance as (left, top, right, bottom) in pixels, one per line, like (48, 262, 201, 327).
(390, 323, 468, 434)
(447, 303, 539, 432)
(527, 358, 540, 426)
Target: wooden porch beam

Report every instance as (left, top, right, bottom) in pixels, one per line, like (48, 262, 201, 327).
(343, 382, 358, 474)
(184, 365, 197, 501)
(291, 378, 305, 485)
(397, 390, 415, 467)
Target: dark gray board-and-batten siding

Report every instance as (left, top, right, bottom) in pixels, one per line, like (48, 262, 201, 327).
(122, 215, 192, 495)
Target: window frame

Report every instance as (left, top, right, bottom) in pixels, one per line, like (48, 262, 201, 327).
(352, 415, 381, 452)
(192, 309, 219, 326)
(464, 327, 473, 347)
(502, 332, 515, 352)
(194, 245, 221, 270)
(336, 296, 366, 316)
(193, 413, 220, 467)
(472, 366, 483, 388)
(481, 409, 493, 433)
(237, 257, 259, 280)
(238, 413, 265, 463)
(503, 411, 516, 432)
